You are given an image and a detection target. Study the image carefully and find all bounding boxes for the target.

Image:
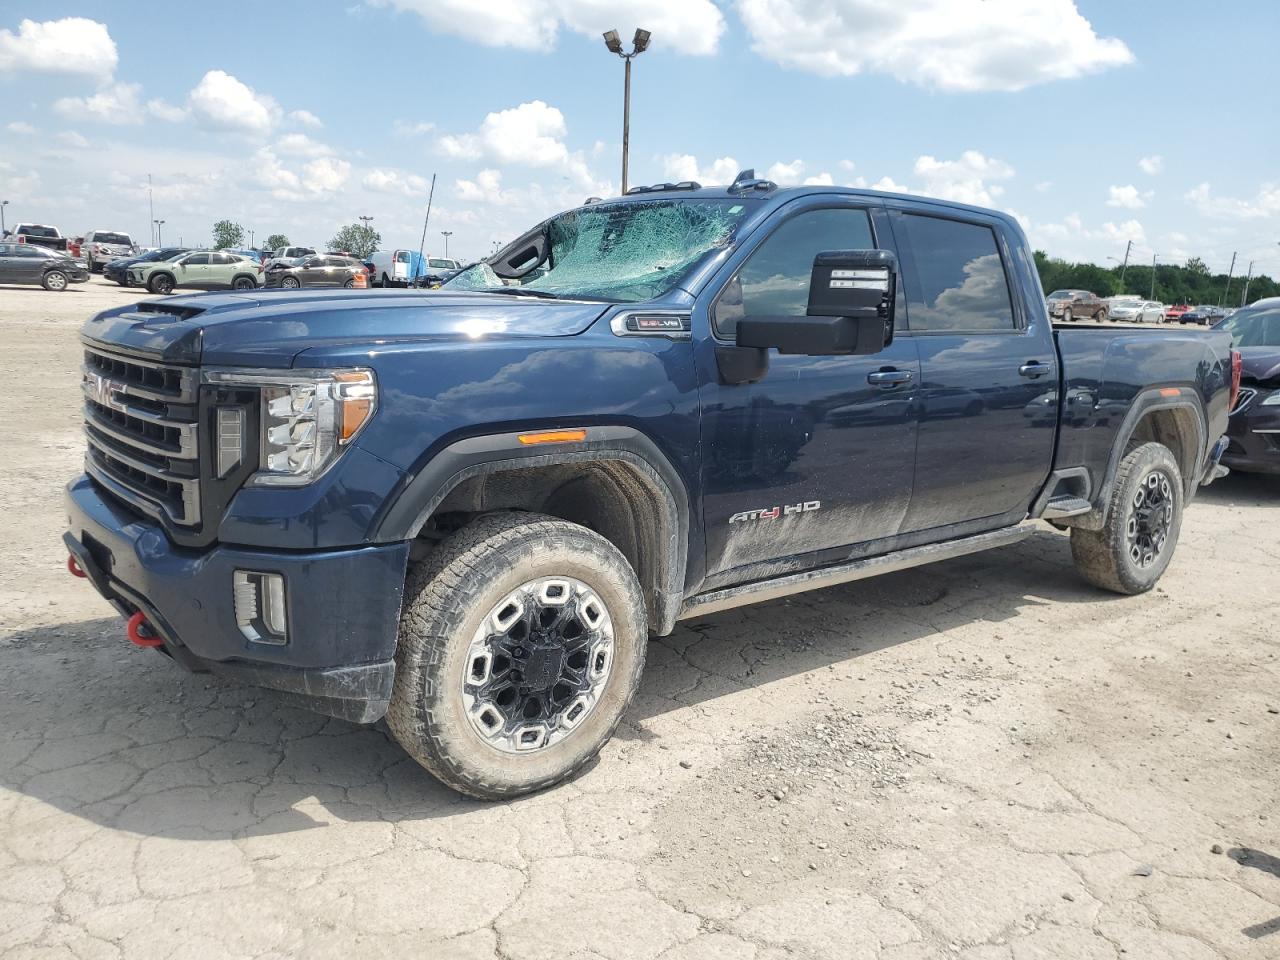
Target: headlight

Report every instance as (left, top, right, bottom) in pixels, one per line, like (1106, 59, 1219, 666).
(202, 368, 377, 486)
(1261, 391, 1280, 406)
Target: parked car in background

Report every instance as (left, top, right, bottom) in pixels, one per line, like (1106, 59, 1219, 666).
(1107, 298, 1165, 323)
(224, 248, 269, 264)
(5, 223, 69, 253)
(82, 230, 137, 273)
(104, 247, 189, 285)
(1181, 305, 1227, 325)
(1217, 298, 1280, 475)
(1046, 289, 1108, 322)
(127, 250, 262, 294)
(368, 248, 432, 287)
(0, 241, 88, 290)
(267, 246, 317, 262)
(264, 254, 369, 289)
(1165, 303, 1191, 322)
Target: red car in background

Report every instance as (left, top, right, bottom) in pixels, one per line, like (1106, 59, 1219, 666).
(1165, 303, 1191, 322)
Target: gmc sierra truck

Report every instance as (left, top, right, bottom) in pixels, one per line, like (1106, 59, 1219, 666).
(65, 177, 1237, 799)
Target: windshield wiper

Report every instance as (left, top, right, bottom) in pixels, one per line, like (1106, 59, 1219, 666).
(486, 287, 559, 300)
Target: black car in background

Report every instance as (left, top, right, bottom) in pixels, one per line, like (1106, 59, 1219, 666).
(1218, 299, 1280, 475)
(0, 241, 89, 290)
(104, 247, 190, 285)
(1181, 304, 1228, 325)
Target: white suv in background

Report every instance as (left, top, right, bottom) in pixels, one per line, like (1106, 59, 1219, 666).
(82, 230, 137, 273)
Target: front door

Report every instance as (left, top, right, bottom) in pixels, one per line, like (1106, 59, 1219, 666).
(178, 253, 211, 287)
(696, 200, 920, 584)
(889, 210, 1057, 533)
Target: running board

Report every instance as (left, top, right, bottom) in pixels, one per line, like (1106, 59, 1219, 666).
(679, 524, 1032, 621)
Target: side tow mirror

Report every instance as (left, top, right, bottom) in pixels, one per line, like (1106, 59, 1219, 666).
(736, 249, 897, 357)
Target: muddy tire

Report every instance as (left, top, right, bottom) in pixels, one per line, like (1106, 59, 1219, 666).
(1070, 442, 1183, 595)
(387, 512, 647, 799)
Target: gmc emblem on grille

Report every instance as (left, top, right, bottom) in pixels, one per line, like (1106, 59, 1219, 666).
(84, 371, 127, 412)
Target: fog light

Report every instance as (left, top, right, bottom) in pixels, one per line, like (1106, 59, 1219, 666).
(233, 570, 288, 644)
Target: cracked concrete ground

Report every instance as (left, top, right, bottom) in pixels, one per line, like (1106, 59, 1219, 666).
(1, 282, 1278, 959)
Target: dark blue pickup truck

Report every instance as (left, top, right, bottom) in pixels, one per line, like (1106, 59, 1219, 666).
(65, 176, 1239, 798)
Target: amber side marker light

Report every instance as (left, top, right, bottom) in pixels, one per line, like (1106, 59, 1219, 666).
(1158, 387, 1182, 397)
(518, 429, 588, 445)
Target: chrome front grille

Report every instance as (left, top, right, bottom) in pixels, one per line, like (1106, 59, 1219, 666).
(1231, 387, 1257, 414)
(82, 345, 202, 526)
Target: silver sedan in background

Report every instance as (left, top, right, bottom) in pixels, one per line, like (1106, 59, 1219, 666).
(1107, 298, 1165, 322)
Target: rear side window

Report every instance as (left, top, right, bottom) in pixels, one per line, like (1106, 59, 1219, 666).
(395, 251, 410, 263)
(901, 215, 1015, 332)
(714, 207, 875, 338)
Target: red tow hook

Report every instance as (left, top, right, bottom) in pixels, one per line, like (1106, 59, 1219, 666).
(67, 554, 88, 578)
(126, 611, 164, 648)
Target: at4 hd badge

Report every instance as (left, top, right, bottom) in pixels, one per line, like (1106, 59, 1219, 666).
(729, 501, 821, 524)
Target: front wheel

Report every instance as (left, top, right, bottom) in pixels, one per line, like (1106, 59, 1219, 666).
(42, 270, 68, 291)
(281, 276, 300, 289)
(387, 512, 647, 799)
(1070, 442, 1183, 595)
(1062, 308, 1073, 322)
(148, 273, 174, 295)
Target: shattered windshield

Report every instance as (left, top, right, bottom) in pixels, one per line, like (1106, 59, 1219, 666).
(445, 198, 753, 302)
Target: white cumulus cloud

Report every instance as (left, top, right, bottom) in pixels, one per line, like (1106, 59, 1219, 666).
(439, 100, 602, 191)
(1106, 184, 1151, 209)
(288, 109, 322, 128)
(377, 0, 724, 55)
(276, 133, 332, 157)
(1138, 155, 1163, 175)
(187, 70, 280, 134)
(363, 168, 431, 196)
(56, 130, 89, 148)
(6, 121, 35, 135)
(455, 169, 510, 205)
(54, 82, 143, 125)
(147, 98, 188, 122)
(736, 0, 1133, 92)
(914, 151, 1014, 206)
(1186, 182, 1280, 221)
(0, 18, 117, 76)
(658, 155, 742, 184)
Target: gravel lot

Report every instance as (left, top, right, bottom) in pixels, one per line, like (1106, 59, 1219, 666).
(1, 279, 1277, 959)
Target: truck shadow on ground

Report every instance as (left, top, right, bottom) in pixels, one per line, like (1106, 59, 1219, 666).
(1195, 471, 1280, 508)
(1230, 849, 1280, 940)
(0, 528, 1174, 840)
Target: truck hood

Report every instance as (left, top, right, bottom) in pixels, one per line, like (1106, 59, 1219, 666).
(81, 289, 612, 367)
(1238, 347, 1280, 384)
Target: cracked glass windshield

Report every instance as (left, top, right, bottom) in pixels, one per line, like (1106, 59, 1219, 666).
(444, 198, 753, 302)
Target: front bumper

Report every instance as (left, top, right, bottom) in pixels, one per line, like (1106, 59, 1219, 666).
(1223, 400, 1280, 475)
(65, 474, 410, 722)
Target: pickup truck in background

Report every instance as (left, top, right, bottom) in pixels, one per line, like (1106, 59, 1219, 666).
(1046, 288, 1109, 322)
(65, 178, 1236, 799)
(5, 223, 69, 253)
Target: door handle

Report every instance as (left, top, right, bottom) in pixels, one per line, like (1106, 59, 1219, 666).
(1019, 361, 1052, 379)
(867, 369, 913, 387)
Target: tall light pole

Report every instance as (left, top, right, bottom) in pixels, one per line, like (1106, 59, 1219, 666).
(248, 229, 255, 248)
(1150, 254, 1158, 302)
(148, 174, 155, 246)
(1241, 261, 1255, 306)
(602, 28, 651, 195)
(153, 219, 165, 246)
(0, 200, 8, 236)
(441, 230, 452, 259)
(1118, 239, 1132, 289)
(359, 215, 374, 235)
(1221, 251, 1237, 306)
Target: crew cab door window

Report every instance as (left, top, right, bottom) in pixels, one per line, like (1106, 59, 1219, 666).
(899, 216, 1016, 332)
(713, 208, 874, 339)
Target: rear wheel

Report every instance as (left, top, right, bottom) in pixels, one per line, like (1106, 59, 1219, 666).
(387, 512, 647, 799)
(232, 276, 256, 290)
(42, 270, 68, 291)
(343, 278, 355, 288)
(1070, 442, 1183, 595)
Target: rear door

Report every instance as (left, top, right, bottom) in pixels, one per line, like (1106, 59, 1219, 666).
(696, 198, 921, 582)
(0, 244, 22, 283)
(889, 209, 1057, 533)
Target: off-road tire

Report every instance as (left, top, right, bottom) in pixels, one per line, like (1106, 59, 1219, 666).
(42, 270, 68, 291)
(1070, 442, 1183, 595)
(387, 512, 648, 799)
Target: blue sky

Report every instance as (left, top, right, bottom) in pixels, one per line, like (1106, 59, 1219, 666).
(1, 0, 1277, 277)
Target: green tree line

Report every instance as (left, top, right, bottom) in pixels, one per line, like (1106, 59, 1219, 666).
(1034, 251, 1278, 307)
